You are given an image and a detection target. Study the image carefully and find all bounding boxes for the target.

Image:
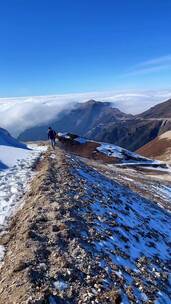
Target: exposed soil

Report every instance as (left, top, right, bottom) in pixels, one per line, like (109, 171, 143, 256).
(137, 133, 171, 163)
(57, 139, 119, 164)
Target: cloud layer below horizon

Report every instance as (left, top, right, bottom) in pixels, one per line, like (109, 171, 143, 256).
(0, 89, 171, 137)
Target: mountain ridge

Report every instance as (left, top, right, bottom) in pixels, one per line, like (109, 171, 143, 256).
(18, 98, 171, 151)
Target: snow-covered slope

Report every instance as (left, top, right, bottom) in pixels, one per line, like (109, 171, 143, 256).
(0, 146, 31, 169)
(0, 144, 46, 231)
(71, 156, 171, 303)
(0, 127, 27, 149)
(0, 127, 29, 170)
(0, 128, 47, 233)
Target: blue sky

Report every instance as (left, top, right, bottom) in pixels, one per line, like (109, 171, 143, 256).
(0, 0, 171, 97)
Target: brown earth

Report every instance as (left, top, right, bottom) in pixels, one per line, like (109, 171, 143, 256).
(57, 139, 119, 164)
(137, 131, 171, 163)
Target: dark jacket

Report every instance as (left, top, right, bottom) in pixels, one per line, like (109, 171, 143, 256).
(48, 129, 56, 140)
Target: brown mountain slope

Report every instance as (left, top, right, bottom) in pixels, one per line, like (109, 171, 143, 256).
(137, 130, 171, 163)
(87, 98, 171, 150)
(87, 119, 168, 151)
(138, 98, 171, 118)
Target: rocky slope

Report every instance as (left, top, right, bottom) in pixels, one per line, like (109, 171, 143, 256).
(0, 145, 170, 303)
(57, 133, 171, 211)
(86, 118, 167, 151)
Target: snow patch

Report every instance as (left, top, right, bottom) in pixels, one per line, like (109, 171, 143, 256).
(53, 280, 69, 291)
(0, 146, 32, 169)
(72, 158, 171, 302)
(75, 137, 88, 144)
(0, 245, 5, 262)
(96, 142, 160, 165)
(0, 145, 47, 231)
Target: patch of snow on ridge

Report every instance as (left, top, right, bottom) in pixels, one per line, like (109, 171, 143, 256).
(96, 142, 164, 166)
(0, 245, 5, 262)
(97, 143, 123, 159)
(53, 280, 69, 291)
(0, 145, 47, 236)
(157, 185, 171, 201)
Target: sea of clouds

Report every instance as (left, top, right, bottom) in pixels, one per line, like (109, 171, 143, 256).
(0, 89, 170, 137)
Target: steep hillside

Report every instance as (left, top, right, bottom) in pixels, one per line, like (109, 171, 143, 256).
(87, 119, 166, 151)
(137, 130, 171, 163)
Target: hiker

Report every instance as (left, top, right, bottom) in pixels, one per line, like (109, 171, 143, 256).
(48, 127, 56, 149)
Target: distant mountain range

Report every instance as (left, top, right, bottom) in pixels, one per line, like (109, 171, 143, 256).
(18, 98, 171, 151)
(137, 98, 171, 118)
(18, 99, 132, 140)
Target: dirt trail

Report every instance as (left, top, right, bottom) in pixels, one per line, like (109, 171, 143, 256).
(0, 148, 72, 303)
(0, 148, 118, 303)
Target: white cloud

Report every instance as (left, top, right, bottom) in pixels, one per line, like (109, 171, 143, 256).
(136, 54, 171, 67)
(0, 89, 171, 137)
(124, 54, 171, 76)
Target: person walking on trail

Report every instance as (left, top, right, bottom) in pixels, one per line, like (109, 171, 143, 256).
(48, 127, 56, 149)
